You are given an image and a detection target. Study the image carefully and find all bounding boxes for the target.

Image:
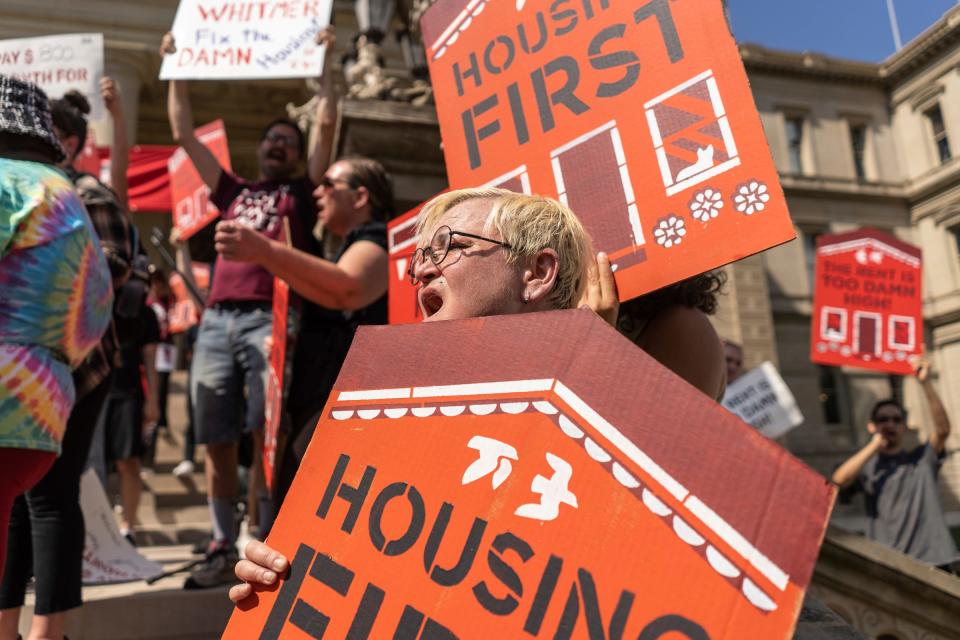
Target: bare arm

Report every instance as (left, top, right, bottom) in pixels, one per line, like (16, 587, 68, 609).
(917, 362, 951, 454)
(307, 27, 339, 185)
(102, 76, 129, 208)
(141, 342, 160, 426)
(214, 221, 388, 310)
(832, 434, 883, 488)
(162, 33, 223, 191)
(632, 305, 726, 400)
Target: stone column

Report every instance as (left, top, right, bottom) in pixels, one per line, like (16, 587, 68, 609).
(87, 44, 152, 147)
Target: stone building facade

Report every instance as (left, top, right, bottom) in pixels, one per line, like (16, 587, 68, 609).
(728, 10, 960, 527)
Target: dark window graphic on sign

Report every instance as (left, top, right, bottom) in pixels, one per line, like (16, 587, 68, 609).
(889, 315, 915, 351)
(551, 121, 645, 271)
(821, 307, 847, 342)
(854, 312, 882, 358)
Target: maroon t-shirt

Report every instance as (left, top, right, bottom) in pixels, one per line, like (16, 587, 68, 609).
(206, 171, 317, 306)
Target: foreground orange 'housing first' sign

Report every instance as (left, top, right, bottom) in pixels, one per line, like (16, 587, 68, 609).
(224, 310, 834, 639)
(420, 0, 796, 301)
(811, 228, 923, 375)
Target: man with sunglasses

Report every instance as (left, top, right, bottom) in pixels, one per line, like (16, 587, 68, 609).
(832, 362, 957, 572)
(160, 30, 338, 589)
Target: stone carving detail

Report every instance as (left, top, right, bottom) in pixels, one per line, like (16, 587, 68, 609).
(341, 0, 435, 105)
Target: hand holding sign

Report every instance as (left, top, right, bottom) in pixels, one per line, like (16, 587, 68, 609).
(230, 539, 289, 605)
(214, 219, 272, 263)
(100, 76, 121, 118)
(160, 31, 177, 57)
(578, 251, 619, 327)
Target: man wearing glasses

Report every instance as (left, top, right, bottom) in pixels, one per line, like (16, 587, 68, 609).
(832, 362, 957, 573)
(161, 30, 337, 588)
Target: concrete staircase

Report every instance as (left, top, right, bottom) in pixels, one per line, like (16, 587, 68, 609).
(133, 369, 213, 547)
(15, 371, 238, 639)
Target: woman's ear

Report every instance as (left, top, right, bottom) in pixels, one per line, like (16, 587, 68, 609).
(522, 248, 559, 307)
(62, 134, 80, 161)
(353, 185, 370, 211)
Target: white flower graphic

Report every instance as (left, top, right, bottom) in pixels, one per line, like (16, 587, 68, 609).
(732, 180, 770, 215)
(653, 215, 686, 249)
(688, 187, 723, 222)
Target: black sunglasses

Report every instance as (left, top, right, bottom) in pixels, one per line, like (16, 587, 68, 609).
(320, 175, 356, 190)
(407, 225, 511, 284)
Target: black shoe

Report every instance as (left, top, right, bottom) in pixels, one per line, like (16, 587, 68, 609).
(191, 532, 213, 555)
(183, 541, 239, 589)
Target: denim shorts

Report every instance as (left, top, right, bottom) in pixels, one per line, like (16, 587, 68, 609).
(190, 305, 273, 445)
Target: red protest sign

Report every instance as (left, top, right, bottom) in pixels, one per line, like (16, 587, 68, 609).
(264, 221, 293, 492)
(168, 264, 211, 334)
(75, 143, 178, 213)
(811, 229, 923, 375)
(168, 119, 231, 240)
(263, 273, 289, 492)
(387, 206, 421, 325)
(388, 196, 453, 325)
(223, 310, 834, 639)
(421, 0, 795, 302)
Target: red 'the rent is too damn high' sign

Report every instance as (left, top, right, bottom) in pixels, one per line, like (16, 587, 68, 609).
(811, 228, 923, 375)
(420, 0, 796, 302)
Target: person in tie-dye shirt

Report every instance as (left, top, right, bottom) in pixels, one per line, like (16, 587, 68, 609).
(0, 77, 112, 583)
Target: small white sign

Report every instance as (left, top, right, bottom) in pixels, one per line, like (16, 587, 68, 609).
(159, 0, 333, 80)
(80, 469, 163, 585)
(155, 343, 178, 373)
(0, 33, 104, 119)
(722, 361, 803, 439)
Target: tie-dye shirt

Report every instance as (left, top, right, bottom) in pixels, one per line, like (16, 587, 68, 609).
(0, 158, 113, 454)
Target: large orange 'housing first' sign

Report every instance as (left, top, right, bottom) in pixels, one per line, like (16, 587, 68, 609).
(421, 0, 796, 301)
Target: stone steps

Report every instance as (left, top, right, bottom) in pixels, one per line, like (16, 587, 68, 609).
(18, 545, 234, 640)
(97, 370, 214, 547)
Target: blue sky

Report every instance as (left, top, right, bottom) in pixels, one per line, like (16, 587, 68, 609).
(727, 0, 959, 62)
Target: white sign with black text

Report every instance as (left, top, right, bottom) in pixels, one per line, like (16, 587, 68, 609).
(723, 361, 803, 439)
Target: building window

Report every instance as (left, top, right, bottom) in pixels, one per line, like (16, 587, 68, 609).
(785, 116, 805, 173)
(925, 104, 951, 164)
(803, 229, 821, 289)
(849, 123, 867, 180)
(817, 365, 845, 425)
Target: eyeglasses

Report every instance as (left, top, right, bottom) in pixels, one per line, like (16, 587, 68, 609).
(874, 415, 904, 425)
(320, 175, 355, 190)
(263, 131, 300, 148)
(407, 225, 512, 284)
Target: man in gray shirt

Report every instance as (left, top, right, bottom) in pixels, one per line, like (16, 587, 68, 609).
(833, 362, 957, 571)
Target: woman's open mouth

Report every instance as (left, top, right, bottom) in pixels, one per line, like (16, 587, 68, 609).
(419, 287, 444, 319)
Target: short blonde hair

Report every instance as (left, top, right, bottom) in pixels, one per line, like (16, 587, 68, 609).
(416, 187, 592, 311)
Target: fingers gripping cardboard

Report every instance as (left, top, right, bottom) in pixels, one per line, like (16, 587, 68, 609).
(223, 310, 834, 639)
